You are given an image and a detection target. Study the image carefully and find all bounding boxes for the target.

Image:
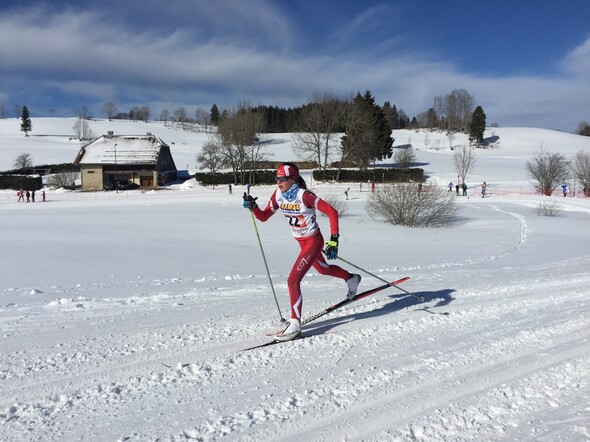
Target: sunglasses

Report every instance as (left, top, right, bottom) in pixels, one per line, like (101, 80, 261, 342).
(276, 176, 291, 182)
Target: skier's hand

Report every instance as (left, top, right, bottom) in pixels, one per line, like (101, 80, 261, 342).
(242, 193, 258, 210)
(324, 234, 339, 260)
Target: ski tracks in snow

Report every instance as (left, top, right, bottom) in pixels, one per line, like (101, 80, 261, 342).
(2, 200, 590, 440)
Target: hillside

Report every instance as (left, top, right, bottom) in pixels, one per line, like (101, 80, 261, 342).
(1, 118, 589, 194)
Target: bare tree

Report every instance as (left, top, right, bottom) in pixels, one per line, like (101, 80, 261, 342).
(160, 109, 170, 126)
(393, 145, 416, 170)
(75, 106, 90, 119)
(447, 131, 456, 150)
(292, 91, 346, 178)
(194, 107, 210, 131)
(73, 117, 94, 140)
(453, 146, 477, 184)
(130, 105, 151, 122)
(173, 107, 188, 123)
(213, 103, 266, 184)
(571, 150, 590, 192)
(434, 89, 474, 132)
(14, 152, 33, 170)
(102, 102, 117, 121)
(526, 147, 570, 195)
(367, 183, 459, 227)
(47, 172, 77, 189)
(196, 140, 228, 173)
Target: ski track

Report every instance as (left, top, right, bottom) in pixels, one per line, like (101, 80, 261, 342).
(2, 274, 589, 441)
(2, 200, 590, 440)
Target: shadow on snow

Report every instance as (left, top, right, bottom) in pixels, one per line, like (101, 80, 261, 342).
(305, 288, 455, 336)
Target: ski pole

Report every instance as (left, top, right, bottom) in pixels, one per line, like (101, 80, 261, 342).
(246, 197, 287, 323)
(335, 254, 425, 302)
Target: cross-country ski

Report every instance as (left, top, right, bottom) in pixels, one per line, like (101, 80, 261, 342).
(243, 276, 411, 351)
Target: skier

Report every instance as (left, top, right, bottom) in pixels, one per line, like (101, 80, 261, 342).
(448, 182, 453, 192)
(243, 162, 361, 341)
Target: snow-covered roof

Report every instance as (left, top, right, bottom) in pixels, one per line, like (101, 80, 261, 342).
(75, 134, 169, 165)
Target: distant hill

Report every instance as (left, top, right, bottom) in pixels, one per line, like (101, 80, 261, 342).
(1, 118, 589, 190)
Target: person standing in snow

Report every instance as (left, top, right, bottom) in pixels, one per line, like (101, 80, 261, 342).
(481, 181, 487, 198)
(243, 162, 361, 341)
(561, 183, 568, 197)
(462, 182, 467, 196)
(448, 182, 453, 192)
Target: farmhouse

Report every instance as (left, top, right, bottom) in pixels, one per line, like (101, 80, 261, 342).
(74, 132, 177, 191)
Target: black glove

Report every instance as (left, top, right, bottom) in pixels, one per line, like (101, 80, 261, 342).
(324, 234, 339, 260)
(242, 193, 258, 210)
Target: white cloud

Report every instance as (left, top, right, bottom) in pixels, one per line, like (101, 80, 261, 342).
(0, 3, 587, 130)
(561, 34, 590, 79)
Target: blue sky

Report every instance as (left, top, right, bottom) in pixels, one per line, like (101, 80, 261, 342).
(1, 0, 589, 131)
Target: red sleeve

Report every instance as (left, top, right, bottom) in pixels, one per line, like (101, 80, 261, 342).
(303, 191, 339, 236)
(251, 190, 279, 222)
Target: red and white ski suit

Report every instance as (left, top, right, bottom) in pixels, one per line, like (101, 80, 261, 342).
(252, 188, 350, 320)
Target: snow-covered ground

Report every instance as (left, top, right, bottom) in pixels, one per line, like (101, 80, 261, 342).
(1, 119, 590, 441)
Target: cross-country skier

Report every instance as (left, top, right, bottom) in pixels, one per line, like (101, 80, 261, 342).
(243, 162, 361, 341)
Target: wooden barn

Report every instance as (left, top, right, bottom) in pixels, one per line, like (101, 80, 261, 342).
(74, 132, 177, 191)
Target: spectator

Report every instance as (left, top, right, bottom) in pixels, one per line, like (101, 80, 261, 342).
(561, 183, 568, 197)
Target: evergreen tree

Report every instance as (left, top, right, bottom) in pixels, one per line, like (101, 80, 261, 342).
(576, 121, 590, 137)
(20, 106, 32, 136)
(210, 104, 220, 126)
(382, 101, 395, 130)
(470, 105, 486, 143)
(341, 91, 393, 168)
(391, 104, 400, 129)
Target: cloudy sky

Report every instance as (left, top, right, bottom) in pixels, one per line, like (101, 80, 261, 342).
(1, 0, 589, 131)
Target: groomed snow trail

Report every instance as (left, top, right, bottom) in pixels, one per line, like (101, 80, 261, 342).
(1, 196, 590, 441)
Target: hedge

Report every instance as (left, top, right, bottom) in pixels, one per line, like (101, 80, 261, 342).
(194, 167, 423, 186)
(313, 168, 424, 183)
(0, 174, 43, 190)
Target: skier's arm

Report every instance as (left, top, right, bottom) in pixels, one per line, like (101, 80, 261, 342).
(251, 191, 279, 222)
(303, 191, 339, 236)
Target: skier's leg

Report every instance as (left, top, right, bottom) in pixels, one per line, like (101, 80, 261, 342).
(310, 233, 350, 280)
(286, 238, 316, 320)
